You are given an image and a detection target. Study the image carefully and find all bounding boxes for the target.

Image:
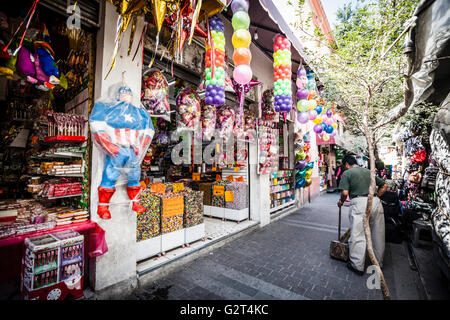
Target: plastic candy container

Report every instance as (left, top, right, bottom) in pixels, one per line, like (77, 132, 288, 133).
(205, 15, 226, 106)
(141, 70, 171, 122)
(273, 35, 292, 114)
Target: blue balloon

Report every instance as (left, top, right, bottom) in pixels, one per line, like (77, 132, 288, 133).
(315, 106, 322, 114)
(325, 125, 334, 134)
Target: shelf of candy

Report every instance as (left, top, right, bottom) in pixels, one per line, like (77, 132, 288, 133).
(53, 208, 89, 226)
(270, 190, 294, 201)
(270, 183, 293, 193)
(52, 230, 84, 267)
(23, 234, 61, 290)
(181, 187, 204, 228)
(270, 196, 295, 209)
(29, 160, 84, 177)
(40, 179, 83, 199)
(137, 189, 161, 242)
(44, 112, 87, 142)
(30, 146, 86, 159)
(212, 180, 231, 207)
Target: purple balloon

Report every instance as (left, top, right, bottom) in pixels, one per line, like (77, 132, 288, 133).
(231, 0, 249, 13)
(297, 68, 307, 78)
(308, 109, 318, 120)
(326, 109, 333, 118)
(313, 124, 323, 134)
(297, 112, 309, 124)
(205, 97, 213, 105)
(297, 89, 309, 100)
(295, 159, 307, 169)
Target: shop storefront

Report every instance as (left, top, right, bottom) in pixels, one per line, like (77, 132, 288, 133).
(0, 0, 331, 299)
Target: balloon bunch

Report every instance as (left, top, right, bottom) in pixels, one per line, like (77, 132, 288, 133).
(315, 103, 338, 142)
(294, 132, 314, 188)
(204, 15, 226, 106)
(273, 35, 292, 118)
(231, 0, 252, 85)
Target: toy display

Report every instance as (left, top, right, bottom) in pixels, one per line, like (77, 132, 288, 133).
(217, 105, 235, 141)
(202, 103, 216, 141)
(258, 119, 278, 175)
(90, 84, 155, 219)
(176, 87, 201, 131)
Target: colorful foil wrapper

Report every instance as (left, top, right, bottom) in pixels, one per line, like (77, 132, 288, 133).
(202, 103, 216, 141)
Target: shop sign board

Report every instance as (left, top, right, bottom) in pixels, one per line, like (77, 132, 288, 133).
(213, 185, 225, 196)
(225, 191, 234, 202)
(162, 196, 184, 218)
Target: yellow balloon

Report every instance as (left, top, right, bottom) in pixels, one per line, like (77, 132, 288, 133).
(232, 29, 251, 48)
(332, 123, 337, 129)
(323, 133, 330, 141)
(305, 169, 312, 179)
(312, 115, 323, 124)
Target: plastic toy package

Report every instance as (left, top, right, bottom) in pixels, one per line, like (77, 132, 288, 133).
(262, 89, 277, 121)
(176, 87, 201, 132)
(141, 69, 171, 121)
(217, 105, 235, 142)
(89, 83, 155, 220)
(202, 103, 216, 141)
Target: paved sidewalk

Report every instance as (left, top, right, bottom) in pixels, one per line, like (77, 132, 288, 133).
(127, 193, 423, 300)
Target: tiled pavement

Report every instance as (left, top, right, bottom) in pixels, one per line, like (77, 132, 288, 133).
(127, 193, 424, 300)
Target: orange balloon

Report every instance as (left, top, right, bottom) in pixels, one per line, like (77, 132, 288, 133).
(233, 47, 252, 66)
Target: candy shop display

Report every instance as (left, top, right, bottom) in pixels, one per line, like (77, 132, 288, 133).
(270, 170, 294, 210)
(273, 35, 292, 117)
(199, 182, 213, 206)
(21, 230, 84, 300)
(212, 180, 231, 207)
(225, 182, 248, 210)
(176, 87, 201, 131)
(45, 113, 87, 142)
(137, 190, 161, 241)
(204, 15, 226, 107)
(181, 188, 204, 227)
(141, 70, 171, 121)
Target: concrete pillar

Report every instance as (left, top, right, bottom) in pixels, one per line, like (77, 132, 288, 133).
(89, 1, 145, 293)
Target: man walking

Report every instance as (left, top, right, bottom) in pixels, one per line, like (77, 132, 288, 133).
(337, 155, 388, 275)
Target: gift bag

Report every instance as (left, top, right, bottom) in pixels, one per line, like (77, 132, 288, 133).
(88, 224, 108, 258)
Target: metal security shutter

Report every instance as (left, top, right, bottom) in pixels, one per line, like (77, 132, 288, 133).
(39, 0, 100, 29)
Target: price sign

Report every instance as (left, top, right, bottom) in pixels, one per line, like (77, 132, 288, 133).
(273, 178, 278, 186)
(225, 191, 234, 202)
(236, 176, 244, 182)
(213, 185, 225, 196)
(212, 167, 217, 172)
(192, 172, 201, 181)
(140, 181, 147, 190)
(226, 175, 235, 182)
(234, 167, 240, 172)
(150, 183, 166, 193)
(162, 196, 184, 218)
(215, 174, 221, 181)
(173, 183, 184, 193)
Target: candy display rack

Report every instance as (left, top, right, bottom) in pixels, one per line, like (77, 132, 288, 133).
(270, 170, 295, 213)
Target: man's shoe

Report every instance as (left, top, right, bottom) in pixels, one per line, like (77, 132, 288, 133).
(347, 262, 364, 276)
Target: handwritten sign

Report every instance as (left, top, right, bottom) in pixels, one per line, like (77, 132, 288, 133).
(140, 181, 147, 190)
(234, 167, 240, 172)
(215, 174, 221, 181)
(212, 167, 217, 172)
(226, 175, 235, 182)
(236, 176, 244, 182)
(151, 183, 166, 193)
(192, 173, 201, 181)
(225, 191, 234, 202)
(162, 196, 184, 218)
(173, 183, 184, 193)
(213, 185, 225, 196)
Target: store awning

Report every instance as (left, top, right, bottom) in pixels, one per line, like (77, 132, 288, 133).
(222, 0, 309, 79)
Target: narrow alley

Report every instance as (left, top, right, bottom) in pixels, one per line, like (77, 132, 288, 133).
(126, 193, 448, 300)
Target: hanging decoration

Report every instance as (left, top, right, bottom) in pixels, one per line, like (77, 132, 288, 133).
(273, 34, 292, 121)
(204, 14, 226, 106)
(294, 132, 314, 189)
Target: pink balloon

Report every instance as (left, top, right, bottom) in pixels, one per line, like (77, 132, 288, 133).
(233, 65, 253, 85)
(308, 109, 317, 120)
(324, 117, 332, 126)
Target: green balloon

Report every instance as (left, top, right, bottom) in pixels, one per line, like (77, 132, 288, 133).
(232, 11, 250, 30)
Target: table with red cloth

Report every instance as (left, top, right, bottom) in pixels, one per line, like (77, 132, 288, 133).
(0, 220, 101, 299)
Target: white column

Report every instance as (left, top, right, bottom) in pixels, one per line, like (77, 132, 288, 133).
(89, 1, 145, 292)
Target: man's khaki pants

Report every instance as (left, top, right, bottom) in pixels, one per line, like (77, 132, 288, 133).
(348, 197, 385, 272)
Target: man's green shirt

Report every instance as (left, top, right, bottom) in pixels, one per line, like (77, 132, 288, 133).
(338, 166, 386, 198)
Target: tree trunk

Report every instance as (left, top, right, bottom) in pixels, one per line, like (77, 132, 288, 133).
(364, 131, 391, 300)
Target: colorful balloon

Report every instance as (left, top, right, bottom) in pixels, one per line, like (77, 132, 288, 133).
(232, 10, 250, 30)
(297, 111, 309, 123)
(313, 124, 323, 134)
(233, 64, 253, 85)
(233, 47, 252, 65)
(232, 29, 251, 48)
(312, 115, 323, 125)
(231, 0, 249, 13)
(308, 109, 317, 120)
